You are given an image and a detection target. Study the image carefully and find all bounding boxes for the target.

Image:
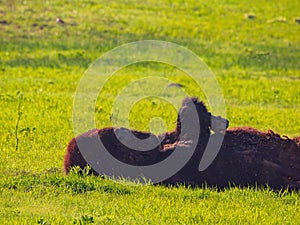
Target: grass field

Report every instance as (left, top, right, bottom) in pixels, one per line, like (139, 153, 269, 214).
(0, 0, 300, 224)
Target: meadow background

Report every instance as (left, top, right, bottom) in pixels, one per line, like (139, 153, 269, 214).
(0, 0, 300, 224)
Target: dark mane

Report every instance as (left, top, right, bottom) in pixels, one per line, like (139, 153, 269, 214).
(177, 97, 212, 136)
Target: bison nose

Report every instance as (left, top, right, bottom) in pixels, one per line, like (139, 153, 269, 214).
(211, 115, 229, 132)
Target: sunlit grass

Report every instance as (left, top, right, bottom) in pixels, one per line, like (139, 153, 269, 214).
(0, 0, 299, 224)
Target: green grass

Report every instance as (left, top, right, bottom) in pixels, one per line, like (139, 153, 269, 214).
(0, 0, 300, 224)
(1, 170, 300, 224)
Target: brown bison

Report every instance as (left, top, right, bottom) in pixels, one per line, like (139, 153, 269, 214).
(64, 97, 300, 190)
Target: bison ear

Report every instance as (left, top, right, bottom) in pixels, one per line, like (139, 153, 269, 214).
(191, 97, 199, 104)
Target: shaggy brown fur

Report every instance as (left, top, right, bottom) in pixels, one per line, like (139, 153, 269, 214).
(293, 136, 300, 146)
(163, 127, 300, 190)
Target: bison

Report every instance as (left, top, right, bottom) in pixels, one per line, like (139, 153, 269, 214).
(64, 97, 300, 190)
